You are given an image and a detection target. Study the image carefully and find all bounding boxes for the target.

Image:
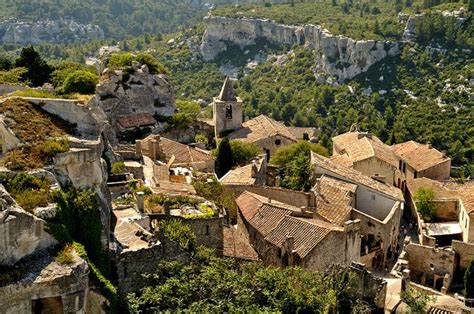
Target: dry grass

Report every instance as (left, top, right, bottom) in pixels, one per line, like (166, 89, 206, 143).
(55, 244, 75, 265)
(0, 98, 71, 170)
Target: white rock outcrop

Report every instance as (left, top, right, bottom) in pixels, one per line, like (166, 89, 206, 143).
(200, 16, 400, 81)
(90, 64, 176, 120)
(0, 18, 104, 44)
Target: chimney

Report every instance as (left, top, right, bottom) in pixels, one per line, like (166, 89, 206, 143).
(136, 191, 145, 213)
(135, 140, 142, 157)
(163, 200, 171, 216)
(441, 150, 447, 158)
(300, 206, 306, 215)
(427, 142, 432, 149)
(284, 236, 295, 266)
(314, 178, 321, 196)
(268, 197, 272, 204)
(251, 161, 258, 178)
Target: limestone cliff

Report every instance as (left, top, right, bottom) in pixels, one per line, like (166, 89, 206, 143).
(200, 16, 400, 81)
(0, 185, 56, 266)
(0, 18, 104, 44)
(53, 137, 112, 245)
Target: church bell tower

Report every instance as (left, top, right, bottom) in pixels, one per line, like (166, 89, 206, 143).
(212, 77, 243, 137)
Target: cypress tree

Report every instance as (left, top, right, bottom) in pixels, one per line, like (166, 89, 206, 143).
(216, 137, 233, 178)
(465, 260, 474, 298)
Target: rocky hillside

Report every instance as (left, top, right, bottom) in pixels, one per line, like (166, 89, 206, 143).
(200, 16, 400, 81)
(0, 18, 104, 45)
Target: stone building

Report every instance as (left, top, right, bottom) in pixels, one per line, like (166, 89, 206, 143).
(212, 77, 243, 136)
(391, 140, 451, 182)
(212, 78, 298, 159)
(311, 152, 404, 269)
(219, 154, 267, 186)
(332, 128, 399, 186)
(406, 177, 474, 246)
(236, 191, 361, 271)
(138, 134, 215, 172)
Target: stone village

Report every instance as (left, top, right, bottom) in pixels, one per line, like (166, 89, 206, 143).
(0, 48, 473, 314)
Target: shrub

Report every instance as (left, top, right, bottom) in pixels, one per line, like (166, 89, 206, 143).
(465, 259, 474, 298)
(160, 219, 196, 252)
(61, 70, 98, 94)
(400, 288, 433, 313)
(55, 244, 75, 265)
(0, 67, 27, 84)
(230, 140, 260, 166)
(36, 138, 69, 161)
(4, 172, 51, 212)
(111, 161, 126, 174)
(136, 52, 168, 74)
(108, 53, 134, 68)
(414, 188, 436, 221)
(13, 189, 49, 212)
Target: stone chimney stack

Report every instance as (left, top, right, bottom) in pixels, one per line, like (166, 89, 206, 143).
(284, 236, 295, 266)
(251, 160, 258, 178)
(163, 200, 171, 216)
(136, 191, 145, 213)
(135, 139, 142, 157)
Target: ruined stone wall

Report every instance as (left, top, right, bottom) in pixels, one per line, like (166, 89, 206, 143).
(201, 16, 400, 81)
(405, 243, 455, 287)
(452, 240, 474, 270)
(116, 236, 191, 295)
(0, 117, 20, 154)
(181, 216, 224, 254)
(348, 262, 387, 310)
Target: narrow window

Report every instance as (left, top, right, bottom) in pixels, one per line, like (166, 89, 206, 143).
(225, 105, 233, 119)
(206, 225, 210, 235)
(371, 195, 376, 201)
(414, 171, 418, 179)
(399, 160, 402, 170)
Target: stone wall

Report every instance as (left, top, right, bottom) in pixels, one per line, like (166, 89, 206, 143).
(115, 235, 191, 295)
(419, 159, 452, 181)
(201, 16, 400, 81)
(0, 117, 21, 154)
(348, 262, 387, 310)
(452, 240, 474, 270)
(353, 157, 396, 186)
(253, 135, 296, 160)
(150, 214, 224, 254)
(0, 84, 27, 96)
(404, 243, 455, 289)
(433, 199, 459, 222)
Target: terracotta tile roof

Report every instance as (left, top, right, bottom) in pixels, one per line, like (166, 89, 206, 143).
(223, 226, 260, 261)
(391, 141, 450, 171)
(407, 178, 474, 214)
(159, 137, 213, 165)
(236, 191, 342, 259)
(330, 154, 354, 168)
(311, 151, 403, 200)
(315, 176, 357, 225)
(332, 131, 398, 167)
(264, 216, 337, 259)
(117, 113, 156, 129)
(220, 157, 264, 185)
(236, 191, 291, 236)
(228, 115, 298, 144)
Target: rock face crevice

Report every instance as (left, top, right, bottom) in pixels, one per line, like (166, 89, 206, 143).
(200, 16, 400, 81)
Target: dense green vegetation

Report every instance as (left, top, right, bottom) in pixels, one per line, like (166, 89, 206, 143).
(128, 237, 371, 313)
(414, 187, 437, 221)
(271, 141, 329, 191)
(213, 0, 469, 41)
(2, 172, 52, 212)
(466, 260, 474, 298)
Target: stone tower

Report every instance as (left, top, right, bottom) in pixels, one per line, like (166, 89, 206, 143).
(213, 77, 243, 137)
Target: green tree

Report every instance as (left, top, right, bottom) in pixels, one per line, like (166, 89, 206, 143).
(215, 137, 233, 178)
(465, 260, 474, 298)
(230, 140, 260, 166)
(61, 70, 99, 94)
(414, 188, 436, 221)
(14, 46, 52, 86)
(279, 153, 313, 191)
(176, 99, 201, 117)
(400, 288, 433, 313)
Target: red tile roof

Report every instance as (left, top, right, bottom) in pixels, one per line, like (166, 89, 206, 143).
(159, 137, 214, 165)
(117, 113, 156, 129)
(228, 115, 298, 144)
(315, 176, 356, 225)
(391, 141, 450, 171)
(223, 226, 260, 261)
